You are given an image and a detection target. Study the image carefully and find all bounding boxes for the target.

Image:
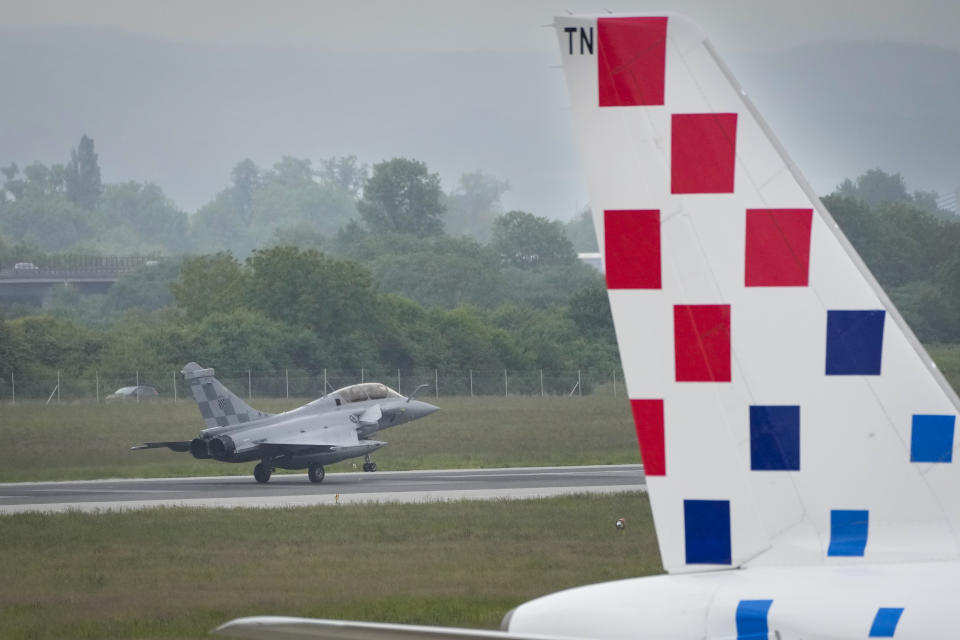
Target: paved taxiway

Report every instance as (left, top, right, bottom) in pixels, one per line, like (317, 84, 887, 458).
(0, 464, 645, 513)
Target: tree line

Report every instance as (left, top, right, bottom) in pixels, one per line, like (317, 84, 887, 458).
(0, 138, 595, 258)
(0, 138, 957, 389)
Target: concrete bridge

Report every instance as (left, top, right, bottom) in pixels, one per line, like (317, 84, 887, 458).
(0, 257, 150, 306)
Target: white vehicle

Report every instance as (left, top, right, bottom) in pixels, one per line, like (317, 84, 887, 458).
(216, 14, 960, 640)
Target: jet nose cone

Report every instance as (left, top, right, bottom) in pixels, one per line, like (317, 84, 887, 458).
(408, 399, 440, 419)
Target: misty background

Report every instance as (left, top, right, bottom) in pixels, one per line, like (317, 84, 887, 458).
(1, 3, 959, 402)
(2, 26, 959, 218)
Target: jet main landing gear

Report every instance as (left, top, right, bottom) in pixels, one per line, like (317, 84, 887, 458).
(308, 463, 326, 483)
(362, 454, 377, 473)
(254, 463, 273, 483)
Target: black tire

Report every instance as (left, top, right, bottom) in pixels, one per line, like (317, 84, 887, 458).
(254, 463, 272, 484)
(369, 462, 377, 472)
(308, 463, 325, 483)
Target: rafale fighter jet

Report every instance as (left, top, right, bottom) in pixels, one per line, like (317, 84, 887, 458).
(132, 362, 439, 483)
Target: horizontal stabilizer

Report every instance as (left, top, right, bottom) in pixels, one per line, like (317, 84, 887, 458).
(214, 617, 564, 640)
(130, 441, 191, 453)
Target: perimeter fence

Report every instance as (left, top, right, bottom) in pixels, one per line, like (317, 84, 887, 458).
(3, 366, 628, 404)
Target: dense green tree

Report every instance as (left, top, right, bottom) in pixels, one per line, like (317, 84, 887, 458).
(230, 159, 260, 226)
(249, 180, 357, 242)
(244, 246, 377, 339)
(6, 315, 102, 376)
(357, 158, 445, 237)
(0, 195, 95, 251)
(421, 305, 524, 370)
(21, 162, 66, 199)
(170, 252, 248, 321)
(319, 155, 368, 197)
(264, 156, 314, 188)
(191, 189, 258, 256)
(491, 210, 577, 268)
(835, 168, 953, 220)
(0, 319, 26, 379)
(186, 308, 326, 374)
(563, 208, 598, 252)
(444, 170, 509, 242)
(105, 260, 182, 314)
(566, 283, 615, 340)
(2, 163, 24, 200)
(97, 182, 190, 253)
(354, 233, 506, 309)
(65, 135, 102, 210)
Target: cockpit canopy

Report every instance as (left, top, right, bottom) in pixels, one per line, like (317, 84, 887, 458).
(332, 382, 402, 403)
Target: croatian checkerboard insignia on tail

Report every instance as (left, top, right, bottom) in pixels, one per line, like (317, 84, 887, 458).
(556, 13, 960, 574)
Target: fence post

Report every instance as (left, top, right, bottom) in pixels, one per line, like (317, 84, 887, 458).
(10, 372, 14, 405)
(324, 368, 327, 394)
(540, 368, 544, 397)
(96, 370, 100, 403)
(173, 371, 177, 402)
(361, 367, 364, 383)
(397, 368, 401, 394)
(435, 369, 439, 399)
(57, 369, 61, 403)
(285, 369, 289, 399)
(613, 369, 617, 397)
(469, 369, 473, 397)
(578, 369, 582, 397)
(136, 369, 140, 403)
(248, 370, 252, 399)
(504, 369, 508, 397)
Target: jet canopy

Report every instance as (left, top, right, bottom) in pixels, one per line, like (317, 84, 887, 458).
(332, 382, 402, 403)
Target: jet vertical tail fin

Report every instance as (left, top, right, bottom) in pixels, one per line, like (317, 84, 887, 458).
(555, 13, 960, 574)
(182, 362, 272, 429)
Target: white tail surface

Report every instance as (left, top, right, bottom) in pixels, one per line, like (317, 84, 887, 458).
(555, 14, 960, 574)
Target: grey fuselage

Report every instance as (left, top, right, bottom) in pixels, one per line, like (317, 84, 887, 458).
(190, 386, 438, 470)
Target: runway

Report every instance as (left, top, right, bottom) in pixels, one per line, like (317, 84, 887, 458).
(0, 464, 646, 513)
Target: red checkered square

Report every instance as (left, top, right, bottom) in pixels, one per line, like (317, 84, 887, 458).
(605, 209, 661, 289)
(597, 17, 668, 107)
(671, 113, 737, 194)
(745, 209, 813, 286)
(674, 304, 731, 382)
(630, 399, 665, 475)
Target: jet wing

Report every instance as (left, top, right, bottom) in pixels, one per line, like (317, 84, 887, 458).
(130, 441, 191, 453)
(256, 428, 372, 450)
(214, 617, 566, 640)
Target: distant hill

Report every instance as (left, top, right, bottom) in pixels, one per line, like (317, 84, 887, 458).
(1, 30, 958, 216)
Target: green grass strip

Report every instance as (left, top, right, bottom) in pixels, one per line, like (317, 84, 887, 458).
(0, 493, 660, 639)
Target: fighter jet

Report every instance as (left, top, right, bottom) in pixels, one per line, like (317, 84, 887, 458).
(132, 362, 439, 483)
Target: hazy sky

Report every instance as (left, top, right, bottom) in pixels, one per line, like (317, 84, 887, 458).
(4, 0, 960, 54)
(3, 0, 958, 215)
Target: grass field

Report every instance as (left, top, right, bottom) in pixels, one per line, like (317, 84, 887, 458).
(0, 493, 659, 640)
(2, 344, 959, 483)
(0, 395, 639, 482)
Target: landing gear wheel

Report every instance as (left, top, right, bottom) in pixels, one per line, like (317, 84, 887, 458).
(308, 463, 326, 483)
(369, 462, 377, 472)
(254, 463, 272, 483)
(362, 462, 378, 472)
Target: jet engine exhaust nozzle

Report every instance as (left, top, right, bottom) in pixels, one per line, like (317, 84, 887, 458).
(208, 435, 236, 460)
(190, 438, 211, 459)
